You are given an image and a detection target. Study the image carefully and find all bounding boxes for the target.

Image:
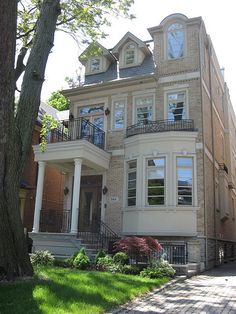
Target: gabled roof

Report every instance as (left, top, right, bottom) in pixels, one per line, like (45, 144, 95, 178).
(112, 31, 151, 56)
(79, 42, 116, 65)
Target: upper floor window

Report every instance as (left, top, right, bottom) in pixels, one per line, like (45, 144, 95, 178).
(90, 57, 101, 72)
(147, 158, 165, 205)
(177, 157, 193, 206)
(135, 95, 154, 124)
(167, 23, 184, 59)
(167, 91, 186, 121)
(113, 100, 125, 129)
(124, 42, 136, 65)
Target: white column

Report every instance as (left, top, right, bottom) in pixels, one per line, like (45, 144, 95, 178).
(32, 161, 46, 233)
(70, 158, 82, 233)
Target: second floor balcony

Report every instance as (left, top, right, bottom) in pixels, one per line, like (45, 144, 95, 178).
(48, 117, 105, 150)
(126, 119, 195, 138)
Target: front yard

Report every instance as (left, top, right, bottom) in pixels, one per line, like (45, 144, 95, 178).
(0, 266, 168, 314)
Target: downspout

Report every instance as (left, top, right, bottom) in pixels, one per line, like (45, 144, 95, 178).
(207, 38, 218, 265)
(198, 21, 208, 269)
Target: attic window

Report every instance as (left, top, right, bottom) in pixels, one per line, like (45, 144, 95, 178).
(124, 42, 136, 65)
(90, 57, 101, 72)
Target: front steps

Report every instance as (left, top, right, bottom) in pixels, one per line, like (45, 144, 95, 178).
(173, 263, 200, 276)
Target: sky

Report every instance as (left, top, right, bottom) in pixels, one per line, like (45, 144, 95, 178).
(41, 0, 236, 108)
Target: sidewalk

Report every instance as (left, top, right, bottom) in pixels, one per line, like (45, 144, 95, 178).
(108, 261, 236, 314)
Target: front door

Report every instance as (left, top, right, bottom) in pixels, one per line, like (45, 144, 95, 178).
(78, 186, 101, 232)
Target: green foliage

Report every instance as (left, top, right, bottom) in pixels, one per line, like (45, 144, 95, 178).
(95, 249, 106, 264)
(30, 250, 55, 266)
(17, 0, 135, 49)
(113, 252, 129, 265)
(40, 113, 59, 152)
(48, 90, 70, 111)
(97, 255, 113, 268)
(140, 259, 175, 279)
(121, 265, 140, 275)
(73, 248, 90, 270)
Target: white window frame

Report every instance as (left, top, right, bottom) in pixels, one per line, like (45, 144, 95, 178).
(111, 98, 126, 130)
(164, 21, 186, 60)
(127, 160, 137, 207)
(176, 156, 194, 206)
(86, 56, 103, 74)
(124, 41, 137, 66)
(146, 157, 166, 206)
(164, 88, 189, 120)
(132, 93, 155, 124)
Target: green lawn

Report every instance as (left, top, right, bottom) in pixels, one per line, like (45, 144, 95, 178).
(0, 266, 168, 314)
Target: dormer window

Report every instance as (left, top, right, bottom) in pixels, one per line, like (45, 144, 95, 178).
(124, 42, 136, 65)
(90, 57, 101, 72)
(167, 23, 184, 59)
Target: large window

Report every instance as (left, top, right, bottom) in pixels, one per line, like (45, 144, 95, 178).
(127, 161, 137, 206)
(167, 91, 186, 121)
(167, 23, 184, 59)
(135, 96, 154, 124)
(124, 42, 136, 65)
(177, 157, 193, 205)
(113, 100, 125, 129)
(147, 158, 165, 205)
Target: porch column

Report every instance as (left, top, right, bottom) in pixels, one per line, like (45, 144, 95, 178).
(32, 161, 46, 233)
(70, 158, 82, 234)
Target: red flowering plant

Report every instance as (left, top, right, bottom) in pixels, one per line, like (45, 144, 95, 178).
(113, 236, 162, 266)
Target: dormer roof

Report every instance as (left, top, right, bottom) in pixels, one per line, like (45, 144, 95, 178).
(79, 42, 116, 65)
(112, 31, 151, 56)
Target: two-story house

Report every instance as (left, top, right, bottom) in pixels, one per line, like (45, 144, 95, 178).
(31, 13, 236, 270)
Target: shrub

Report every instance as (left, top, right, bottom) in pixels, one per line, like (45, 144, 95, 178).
(95, 249, 106, 264)
(73, 248, 90, 270)
(140, 260, 175, 279)
(96, 255, 114, 271)
(113, 252, 129, 265)
(54, 258, 71, 268)
(30, 250, 55, 266)
(121, 265, 140, 275)
(114, 236, 162, 265)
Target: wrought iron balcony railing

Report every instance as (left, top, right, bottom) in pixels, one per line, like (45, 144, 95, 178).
(48, 117, 105, 150)
(126, 119, 195, 138)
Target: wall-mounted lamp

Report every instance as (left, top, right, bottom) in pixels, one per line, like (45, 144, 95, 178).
(102, 186, 108, 195)
(64, 186, 69, 196)
(69, 113, 74, 121)
(105, 108, 110, 116)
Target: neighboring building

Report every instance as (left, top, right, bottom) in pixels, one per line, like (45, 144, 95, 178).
(31, 14, 236, 270)
(21, 102, 67, 231)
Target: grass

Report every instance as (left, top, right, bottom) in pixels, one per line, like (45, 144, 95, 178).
(0, 266, 169, 314)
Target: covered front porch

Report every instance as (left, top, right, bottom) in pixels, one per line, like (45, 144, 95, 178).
(32, 139, 111, 236)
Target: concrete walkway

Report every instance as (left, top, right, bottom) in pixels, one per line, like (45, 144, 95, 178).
(108, 261, 236, 314)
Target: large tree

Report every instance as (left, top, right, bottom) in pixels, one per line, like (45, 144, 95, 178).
(0, 0, 134, 280)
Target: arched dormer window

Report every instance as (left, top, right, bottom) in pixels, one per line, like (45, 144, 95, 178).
(124, 42, 136, 65)
(167, 23, 184, 59)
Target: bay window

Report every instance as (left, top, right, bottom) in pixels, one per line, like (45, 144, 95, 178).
(127, 160, 137, 206)
(177, 157, 193, 205)
(147, 158, 165, 205)
(135, 95, 154, 124)
(167, 91, 186, 121)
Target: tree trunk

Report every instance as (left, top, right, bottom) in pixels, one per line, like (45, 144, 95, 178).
(0, 0, 60, 280)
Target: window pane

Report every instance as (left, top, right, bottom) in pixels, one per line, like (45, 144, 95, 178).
(128, 161, 137, 169)
(91, 58, 100, 71)
(127, 160, 136, 207)
(168, 92, 186, 120)
(79, 105, 104, 115)
(147, 157, 165, 206)
(177, 157, 193, 206)
(168, 23, 184, 59)
(114, 101, 124, 129)
(128, 198, 136, 206)
(177, 157, 192, 167)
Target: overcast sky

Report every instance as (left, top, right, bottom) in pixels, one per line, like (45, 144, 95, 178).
(41, 0, 236, 109)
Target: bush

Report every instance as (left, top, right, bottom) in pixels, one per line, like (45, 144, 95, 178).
(113, 252, 129, 265)
(121, 265, 140, 275)
(30, 250, 55, 266)
(95, 249, 106, 264)
(73, 248, 90, 270)
(96, 255, 114, 271)
(54, 258, 71, 268)
(140, 259, 175, 279)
